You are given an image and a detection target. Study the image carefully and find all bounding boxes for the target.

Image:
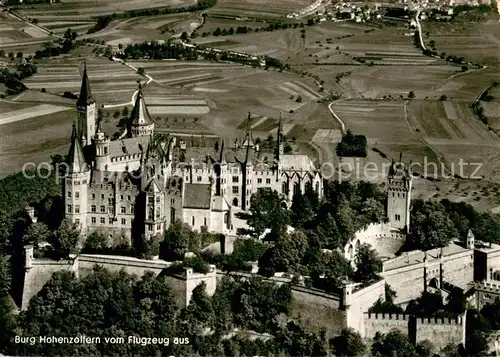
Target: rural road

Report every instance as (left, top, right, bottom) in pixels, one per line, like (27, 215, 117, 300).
(7, 9, 64, 40)
(415, 8, 426, 51)
(328, 100, 346, 134)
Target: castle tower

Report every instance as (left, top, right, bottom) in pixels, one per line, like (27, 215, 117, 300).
(210, 140, 227, 196)
(466, 229, 475, 249)
(64, 123, 91, 233)
(275, 112, 284, 182)
(387, 154, 412, 233)
(93, 120, 111, 171)
(127, 83, 154, 138)
(76, 62, 96, 147)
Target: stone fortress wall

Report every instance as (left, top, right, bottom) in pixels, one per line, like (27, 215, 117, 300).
(363, 312, 466, 352)
(20, 246, 216, 310)
(344, 223, 406, 261)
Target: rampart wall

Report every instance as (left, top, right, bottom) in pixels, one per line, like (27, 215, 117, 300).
(21, 259, 77, 310)
(363, 313, 465, 353)
(345, 279, 386, 334)
(344, 223, 405, 260)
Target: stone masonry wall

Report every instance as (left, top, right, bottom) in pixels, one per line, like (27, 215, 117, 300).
(346, 280, 386, 334)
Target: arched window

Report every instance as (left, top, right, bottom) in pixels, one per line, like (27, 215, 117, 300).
(232, 198, 238, 207)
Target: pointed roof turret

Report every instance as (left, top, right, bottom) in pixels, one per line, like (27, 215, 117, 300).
(67, 123, 89, 173)
(77, 62, 95, 108)
(129, 82, 153, 127)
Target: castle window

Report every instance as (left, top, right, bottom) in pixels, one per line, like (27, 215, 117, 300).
(91, 205, 96, 212)
(148, 224, 152, 231)
(232, 186, 239, 194)
(109, 218, 113, 224)
(398, 193, 400, 198)
(100, 217, 105, 224)
(128, 195, 131, 201)
(91, 217, 96, 224)
(104, 147, 108, 155)
(171, 198, 175, 205)
(197, 176, 202, 182)
(392, 192, 395, 197)
(120, 195, 123, 201)
(100, 206, 105, 213)
(204, 217, 207, 226)
(266, 178, 271, 184)
(75, 205, 80, 213)
(148, 197, 153, 204)
(232, 198, 238, 207)
(67, 191, 71, 198)
(75, 219, 80, 224)
(92, 193, 95, 200)
(75, 191, 79, 199)
(101, 194, 105, 199)
(232, 176, 239, 183)
(131, 206, 135, 214)
(156, 196, 160, 203)
(192, 216, 195, 226)
(121, 207, 126, 214)
(257, 178, 262, 184)
(67, 205, 72, 213)
(121, 218, 126, 225)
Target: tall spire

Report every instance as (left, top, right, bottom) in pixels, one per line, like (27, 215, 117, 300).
(242, 111, 253, 148)
(67, 123, 88, 173)
(77, 62, 95, 108)
(129, 83, 153, 127)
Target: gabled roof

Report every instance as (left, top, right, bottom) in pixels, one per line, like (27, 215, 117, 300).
(183, 183, 211, 209)
(67, 124, 88, 173)
(129, 89, 153, 127)
(76, 63, 95, 108)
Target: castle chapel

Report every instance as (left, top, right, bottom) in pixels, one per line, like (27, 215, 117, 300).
(64, 65, 323, 239)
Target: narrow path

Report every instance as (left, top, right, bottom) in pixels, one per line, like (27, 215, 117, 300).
(101, 57, 158, 109)
(328, 100, 346, 135)
(7, 9, 64, 40)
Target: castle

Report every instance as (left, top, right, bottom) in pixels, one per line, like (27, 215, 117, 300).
(64, 64, 323, 240)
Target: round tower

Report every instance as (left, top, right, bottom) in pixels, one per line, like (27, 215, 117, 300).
(94, 122, 111, 171)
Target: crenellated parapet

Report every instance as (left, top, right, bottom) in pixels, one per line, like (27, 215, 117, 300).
(365, 312, 410, 320)
(418, 315, 464, 325)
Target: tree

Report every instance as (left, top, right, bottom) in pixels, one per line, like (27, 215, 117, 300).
(416, 339, 434, 357)
(410, 204, 458, 250)
(371, 331, 416, 357)
(50, 218, 80, 258)
(122, 106, 129, 118)
(440, 94, 448, 101)
(330, 328, 365, 356)
(258, 231, 309, 273)
(161, 220, 193, 260)
(246, 189, 290, 238)
(310, 251, 353, 291)
(354, 243, 382, 283)
(408, 91, 416, 99)
(137, 67, 145, 75)
(23, 222, 51, 250)
(0, 255, 11, 297)
(441, 343, 461, 357)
